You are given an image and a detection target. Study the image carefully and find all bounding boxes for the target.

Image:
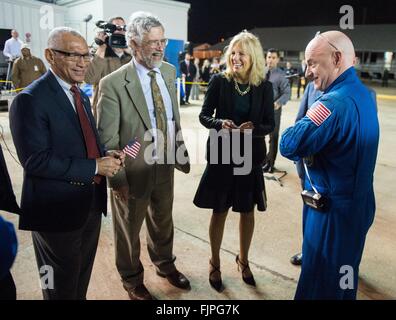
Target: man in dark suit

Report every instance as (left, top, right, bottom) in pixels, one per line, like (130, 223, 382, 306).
(9, 27, 123, 300)
(296, 60, 307, 98)
(179, 52, 197, 104)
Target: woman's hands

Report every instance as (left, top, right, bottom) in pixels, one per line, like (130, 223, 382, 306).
(222, 120, 254, 132)
(239, 121, 254, 132)
(222, 119, 238, 130)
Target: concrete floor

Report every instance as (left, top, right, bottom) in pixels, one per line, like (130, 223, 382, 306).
(0, 87, 395, 300)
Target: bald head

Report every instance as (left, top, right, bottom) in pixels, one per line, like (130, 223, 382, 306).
(11, 30, 19, 39)
(308, 31, 355, 67)
(305, 30, 356, 91)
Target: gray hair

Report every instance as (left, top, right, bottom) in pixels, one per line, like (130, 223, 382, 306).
(47, 27, 84, 48)
(126, 11, 163, 44)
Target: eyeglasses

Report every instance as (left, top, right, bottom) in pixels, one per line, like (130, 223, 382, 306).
(315, 31, 340, 52)
(51, 49, 92, 62)
(142, 38, 168, 48)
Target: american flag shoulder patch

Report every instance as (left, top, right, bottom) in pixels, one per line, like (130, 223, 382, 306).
(123, 138, 141, 159)
(306, 102, 332, 126)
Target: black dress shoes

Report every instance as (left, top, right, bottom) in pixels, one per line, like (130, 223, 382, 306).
(290, 252, 303, 266)
(157, 269, 191, 289)
(236, 255, 256, 286)
(209, 259, 223, 292)
(123, 284, 155, 300)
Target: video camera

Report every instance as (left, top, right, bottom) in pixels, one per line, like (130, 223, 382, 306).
(95, 20, 127, 48)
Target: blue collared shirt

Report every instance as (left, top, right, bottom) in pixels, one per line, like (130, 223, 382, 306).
(266, 67, 291, 106)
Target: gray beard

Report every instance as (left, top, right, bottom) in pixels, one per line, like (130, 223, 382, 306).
(143, 54, 163, 69)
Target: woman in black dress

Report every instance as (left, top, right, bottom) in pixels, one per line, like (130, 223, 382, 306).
(193, 31, 275, 292)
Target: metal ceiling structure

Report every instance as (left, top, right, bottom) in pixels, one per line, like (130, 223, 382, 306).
(210, 24, 396, 53)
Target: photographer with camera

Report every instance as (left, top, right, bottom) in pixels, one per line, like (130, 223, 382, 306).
(85, 16, 132, 120)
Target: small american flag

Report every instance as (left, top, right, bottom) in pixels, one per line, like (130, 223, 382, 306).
(123, 138, 141, 159)
(307, 102, 332, 126)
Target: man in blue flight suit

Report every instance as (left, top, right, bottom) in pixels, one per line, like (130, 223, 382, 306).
(289, 80, 378, 267)
(280, 31, 379, 300)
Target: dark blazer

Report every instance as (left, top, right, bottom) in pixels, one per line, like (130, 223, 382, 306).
(9, 71, 107, 232)
(199, 73, 275, 167)
(180, 60, 197, 81)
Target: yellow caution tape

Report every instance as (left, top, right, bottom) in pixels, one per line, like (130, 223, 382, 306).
(182, 81, 209, 85)
(377, 94, 396, 101)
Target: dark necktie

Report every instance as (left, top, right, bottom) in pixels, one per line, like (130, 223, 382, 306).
(70, 85, 101, 184)
(148, 70, 168, 158)
(266, 70, 271, 81)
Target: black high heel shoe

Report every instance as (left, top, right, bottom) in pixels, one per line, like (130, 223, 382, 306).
(209, 259, 223, 292)
(236, 255, 256, 286)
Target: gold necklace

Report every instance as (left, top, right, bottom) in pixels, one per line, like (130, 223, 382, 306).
(234, 79, 251, 96)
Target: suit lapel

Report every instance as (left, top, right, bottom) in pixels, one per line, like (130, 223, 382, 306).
(46, 71, 82, 135)
(160, 66, 180, 124)
(125, 63, 152, 130)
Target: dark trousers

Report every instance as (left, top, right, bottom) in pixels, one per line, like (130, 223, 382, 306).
(0, 271, 16, 300)
(185, 83, 192, 102)
(32, 208, 101, 300)
(297, 78, 306, 98)
(266, 107, 282, 167)
(289, 79, 294, 91)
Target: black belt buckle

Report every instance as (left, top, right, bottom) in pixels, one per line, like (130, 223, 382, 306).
(301, 190, 327, 212)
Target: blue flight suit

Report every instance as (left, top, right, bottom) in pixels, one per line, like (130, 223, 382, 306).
(280, 67, 379, 299)
(295, 82, 323, 187)
(0, 216, 17, 279)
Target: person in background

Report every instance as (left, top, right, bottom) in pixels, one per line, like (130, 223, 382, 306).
(201, 59, 211, 84)
(382, 68, 389, 87)
(285, 61, 296, 92)
(85, 16, 132, 120)
(11, 44, 46, 90)
(191, 57, 201, 100)
(296, 59, 307, 98)
(3, 29, 23, 62)
(210, 57, 221, 77)
(3, 29, 23, 90)
(263, 48, 291, 173)
(179, 52, 197, 104)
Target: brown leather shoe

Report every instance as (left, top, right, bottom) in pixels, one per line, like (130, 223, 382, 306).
(157, 269, 191, 289)
(123, 284, 154, 300)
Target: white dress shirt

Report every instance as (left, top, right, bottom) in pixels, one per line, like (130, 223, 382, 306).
(133, 58, 175, 159)
(3, 37, 23, 60)
(50, 68, 98, 174)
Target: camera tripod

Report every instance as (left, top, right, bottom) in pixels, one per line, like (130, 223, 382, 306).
(4, 59, 14, 91)
(264, 168, 287, 187)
